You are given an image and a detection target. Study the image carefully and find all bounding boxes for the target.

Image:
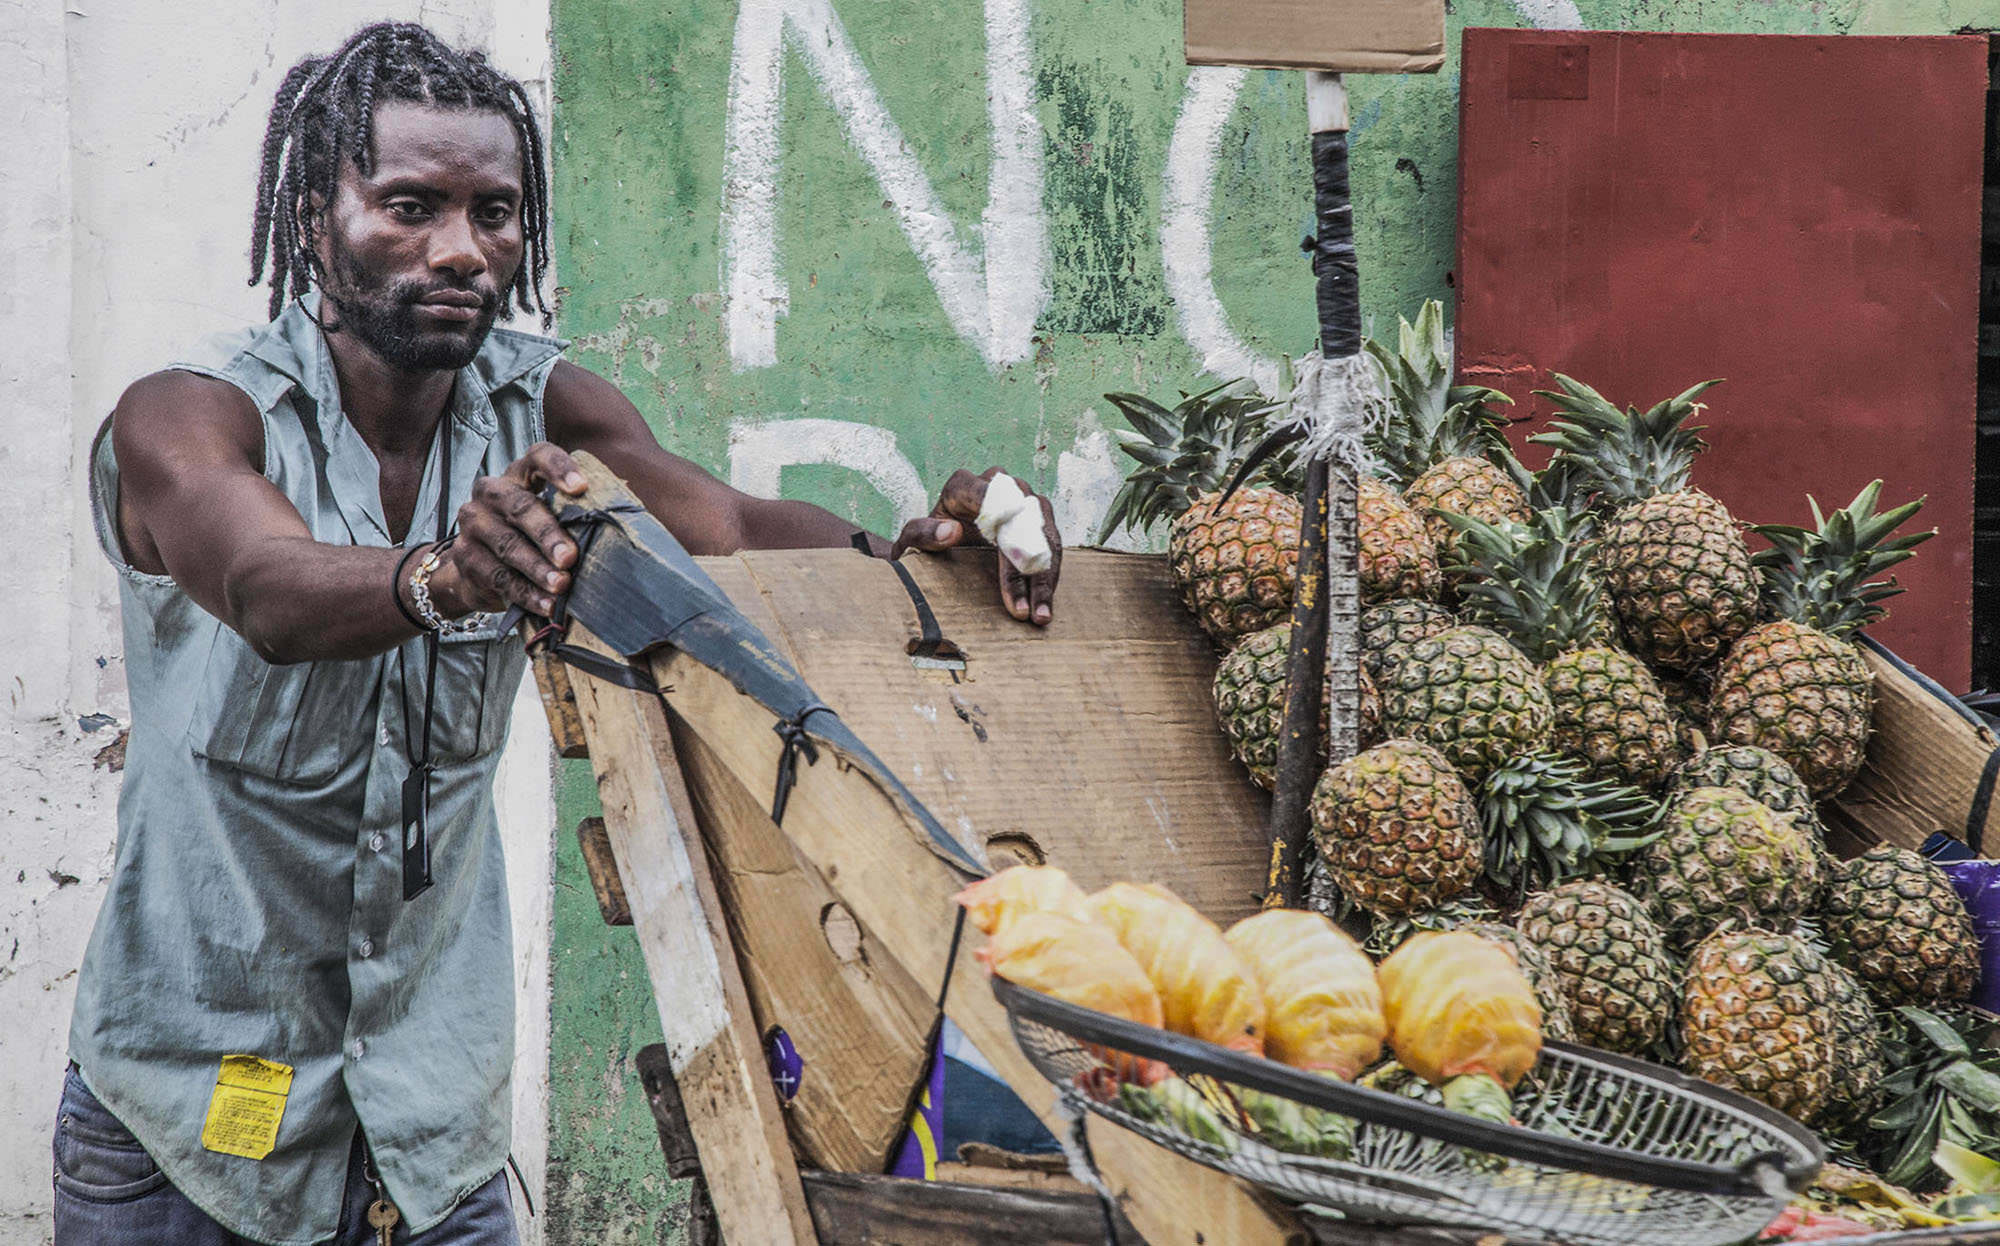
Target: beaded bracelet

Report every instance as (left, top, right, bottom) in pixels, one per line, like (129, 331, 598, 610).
(407, 537, 493, 636)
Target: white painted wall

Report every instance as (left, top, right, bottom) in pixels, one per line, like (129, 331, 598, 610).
(0, 3, 555, 1243)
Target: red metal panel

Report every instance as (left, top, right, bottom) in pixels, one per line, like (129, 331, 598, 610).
(1456, 28, 1986, 689)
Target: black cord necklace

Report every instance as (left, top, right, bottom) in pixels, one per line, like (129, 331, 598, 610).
(395, 412, 453, 902)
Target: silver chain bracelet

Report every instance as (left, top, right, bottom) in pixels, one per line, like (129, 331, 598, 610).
(408, 541, 492, 636)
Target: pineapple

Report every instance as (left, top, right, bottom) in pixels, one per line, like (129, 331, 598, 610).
(1669, 745, 1833, 884)
(1375, 625, 1554, 782)
(1098, 383, 1300, 645)
(1363, 300, 1527, 559)
(1816, 957, 1888, 1133)
(1515, 880, 1677, 1055)
(1360, 598, 1457, 680)
(1819, 846, 1979, 1007)
(1708, 481, 1934, 797)
(1310, 740, 1483, 918)
(1445, 508, 1682, 788)
(1681, 928, 1838, 1122)
(1668, 745, 1824, 843)
(1212, 623, 1380, 789)
(1405, 460, 1532, 565)
(1378, 930, 1544, 1125)
(1358, 477, 1442, 603)
(1479, 752, 1661, 899)
(1630, 786, 1823, 949)
(1531, 374, 1757, 673)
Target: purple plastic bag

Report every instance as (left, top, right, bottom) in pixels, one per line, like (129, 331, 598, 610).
(888, 1029, 947, 1180)
(1941, 858, 2000, 1012)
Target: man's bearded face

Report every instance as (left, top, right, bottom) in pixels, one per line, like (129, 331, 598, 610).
(316, 102, 525, 373)
(322, 228, 503, 372)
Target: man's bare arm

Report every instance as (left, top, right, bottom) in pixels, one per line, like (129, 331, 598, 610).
(111, 371, 584, 664)
(109, 371, 442, 664)
(542, 361, 1062, 622)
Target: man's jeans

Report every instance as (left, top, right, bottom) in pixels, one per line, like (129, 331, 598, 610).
(52, 1067, 519, 1245)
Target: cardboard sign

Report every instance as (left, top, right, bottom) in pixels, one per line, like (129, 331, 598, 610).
(1186, 0, 1445, 74)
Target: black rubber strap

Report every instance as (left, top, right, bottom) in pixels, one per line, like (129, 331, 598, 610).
(770, 702, 834, 825)
(850, 531, 957, 661)
(1970, 747, 2000, 855)
(549, 643, 659, 693)
(510, 494, 662, 694)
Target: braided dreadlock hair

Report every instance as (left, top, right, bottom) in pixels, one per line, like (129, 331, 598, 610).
(249, 22, 552, 326)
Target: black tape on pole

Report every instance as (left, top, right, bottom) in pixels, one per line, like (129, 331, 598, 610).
(1310, 130, 1360, 359)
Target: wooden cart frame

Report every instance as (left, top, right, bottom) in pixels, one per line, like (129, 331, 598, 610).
(531, 456, 2000, 1246)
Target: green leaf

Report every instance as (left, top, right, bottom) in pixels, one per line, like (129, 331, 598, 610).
(1886, 1098, 1948, 1187)
(1904, 1008, 1975, 1059)
(1938, 1062, 2000, 1116)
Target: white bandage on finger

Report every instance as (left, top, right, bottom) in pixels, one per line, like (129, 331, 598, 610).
(974, 473, 1053, 576)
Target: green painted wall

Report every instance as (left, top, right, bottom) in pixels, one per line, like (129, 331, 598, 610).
(542, 0, 2000, 1237)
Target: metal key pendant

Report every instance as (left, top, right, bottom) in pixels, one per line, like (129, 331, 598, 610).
(367, 1198, 399, 1246)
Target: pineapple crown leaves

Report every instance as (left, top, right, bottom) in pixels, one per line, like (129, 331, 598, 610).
(1479, 751, 1664, 900)
(1439, 507, 1611, 661)
(1865, 1006, 2000, 1190)
(1361, 897, 1503, 958)
(1096, 380, 1284, 540)
(1751, 479, 1937, 637)
(1528, 374, 1724, 508)
(1361, 299, 1515, 487)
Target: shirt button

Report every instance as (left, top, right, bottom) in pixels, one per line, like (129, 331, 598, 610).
(378, 725, 392, 748)
(368, 832, 386, 853)
(348, 1039, 366, 1061)
(358, 938, 375, 959)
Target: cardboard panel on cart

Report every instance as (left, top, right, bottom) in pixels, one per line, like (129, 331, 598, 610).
(1185, 0, 1446, 73)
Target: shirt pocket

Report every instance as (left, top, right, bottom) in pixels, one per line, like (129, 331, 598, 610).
(185, 628, 379, 784)
(428, 624, 517, 764)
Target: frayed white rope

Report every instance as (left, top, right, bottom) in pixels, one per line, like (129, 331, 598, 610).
(1274, 349, 1389, 477)
(1053, 1092, 1118, 1202)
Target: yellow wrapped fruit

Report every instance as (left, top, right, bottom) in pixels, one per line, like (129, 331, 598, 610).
(976, 909, 1168, 1085)
(1378, 930, 1542, 1125)
(954, 865, 1091, 936)
(1225, 910, 1385, 1080)
(1087, 882, 1266, 1055)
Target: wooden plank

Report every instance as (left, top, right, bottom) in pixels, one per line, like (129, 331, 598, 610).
(668, 712, 935, 1171)
(574, 816, 632, 926)
(531, 651, 591, 759)
(800, 1170, 1139, 1246)
(568, 632, 819, 1246)
(1825, 646, 2000, 853)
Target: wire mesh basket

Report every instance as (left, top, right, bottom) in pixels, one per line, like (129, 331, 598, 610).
(994, 978, 1823, 1246)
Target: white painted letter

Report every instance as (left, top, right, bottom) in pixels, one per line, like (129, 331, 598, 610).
(1160, 67, 1284, 397)
(721, 0, 1047, 372)
(728, 418, 932, 526)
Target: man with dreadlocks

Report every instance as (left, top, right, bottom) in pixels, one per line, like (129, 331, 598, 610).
(56, 21, 1060, 1246)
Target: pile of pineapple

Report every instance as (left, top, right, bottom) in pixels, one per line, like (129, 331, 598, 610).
(1100, 301, 1984, 1171)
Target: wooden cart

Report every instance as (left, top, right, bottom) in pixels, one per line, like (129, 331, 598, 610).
(532, 455, 2000, 1245)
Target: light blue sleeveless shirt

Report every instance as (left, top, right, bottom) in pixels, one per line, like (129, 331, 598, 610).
(71, 296, 562, 1245)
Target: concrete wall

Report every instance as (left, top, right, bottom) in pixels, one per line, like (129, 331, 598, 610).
(0, 3, 554, 1242)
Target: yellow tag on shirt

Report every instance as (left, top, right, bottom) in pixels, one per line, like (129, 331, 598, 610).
(199, 1055, 294, 1160)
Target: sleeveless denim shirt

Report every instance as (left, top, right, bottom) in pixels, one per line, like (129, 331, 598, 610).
(70, 296, 562, 1245)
